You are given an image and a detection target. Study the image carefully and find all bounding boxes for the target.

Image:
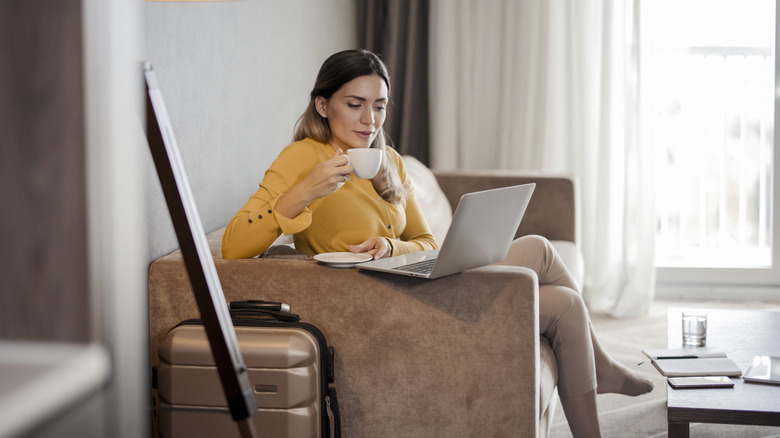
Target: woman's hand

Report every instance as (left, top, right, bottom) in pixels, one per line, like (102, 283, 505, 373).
(275, 150, 352, 219)
(299, 149, 353, 199)
(349, 237, 392, 260)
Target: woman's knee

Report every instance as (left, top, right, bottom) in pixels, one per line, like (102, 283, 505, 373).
(503, 234, 554, 265)
(539, 284, 587, 320)
(515, 234, 552, 251)
(538, 285, 591, 365)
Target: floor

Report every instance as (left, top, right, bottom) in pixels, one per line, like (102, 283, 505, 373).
(548, 297, 780, 438)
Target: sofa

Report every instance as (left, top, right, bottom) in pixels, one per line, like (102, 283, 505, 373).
(148, 156, 581, 437)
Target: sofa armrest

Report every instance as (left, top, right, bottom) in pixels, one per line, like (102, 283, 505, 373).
(434, 171, 577, 243)
(149, 245, 542, 436)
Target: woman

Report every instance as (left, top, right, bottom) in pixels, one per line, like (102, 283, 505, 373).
(222, 49, 435, 260)
(222, 49, 653, 437)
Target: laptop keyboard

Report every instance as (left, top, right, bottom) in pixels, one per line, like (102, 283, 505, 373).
(392, 258, 437, 274)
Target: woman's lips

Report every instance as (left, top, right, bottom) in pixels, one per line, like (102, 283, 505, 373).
(355, 130, 375, 140)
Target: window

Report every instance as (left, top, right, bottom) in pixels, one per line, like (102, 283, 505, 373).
(643, 0, 780, 284)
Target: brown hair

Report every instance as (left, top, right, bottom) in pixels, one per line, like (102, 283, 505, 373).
(294, 49, 409, 204)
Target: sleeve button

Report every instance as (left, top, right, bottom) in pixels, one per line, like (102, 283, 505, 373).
(258, 214, 263, 219)
(248, 219, 253, 223)
(387, 224, 392, 229)
(267, 209, 272, 214)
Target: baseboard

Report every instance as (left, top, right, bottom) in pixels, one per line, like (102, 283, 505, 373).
(655, 283, 780, 301)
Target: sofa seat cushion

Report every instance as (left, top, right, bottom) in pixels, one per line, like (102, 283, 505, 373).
(539, 336, 559, 438)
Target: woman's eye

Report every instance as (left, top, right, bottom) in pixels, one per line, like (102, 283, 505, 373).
(375, 106, 386, 111)
(348, 103, 361, 109)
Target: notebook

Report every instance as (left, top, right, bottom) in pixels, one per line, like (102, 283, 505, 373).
(642, 347, 727, 360)
(357, 183, 535, 279)
(652, 357, 743, 377)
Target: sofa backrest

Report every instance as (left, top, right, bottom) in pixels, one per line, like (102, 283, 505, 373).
(433, 171, 577, 243)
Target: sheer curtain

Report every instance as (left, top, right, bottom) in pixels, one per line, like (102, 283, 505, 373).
(430, 0, 655, 317)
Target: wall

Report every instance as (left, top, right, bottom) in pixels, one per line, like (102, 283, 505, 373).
(141, 0, 357, 261)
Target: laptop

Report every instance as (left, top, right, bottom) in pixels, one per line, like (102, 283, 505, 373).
(358, 183, 535, 279)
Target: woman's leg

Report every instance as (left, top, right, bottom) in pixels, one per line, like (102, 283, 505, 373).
(538, 283, 601, 437)
(500, 235, 580, 291)
(499, 236, 652, 436)
(499, 235, 652, 396)
(591, 324, 654, 396)
(558, 390, 602, 438)
(536, 283, 597, 398)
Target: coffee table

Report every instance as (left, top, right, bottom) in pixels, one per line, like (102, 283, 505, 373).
(666, 309, 780, 437)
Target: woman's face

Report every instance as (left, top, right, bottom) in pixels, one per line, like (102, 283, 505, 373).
(316, 74, 388, 152)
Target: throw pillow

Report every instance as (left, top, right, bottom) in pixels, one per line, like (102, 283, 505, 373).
(402, 155, 453, 246)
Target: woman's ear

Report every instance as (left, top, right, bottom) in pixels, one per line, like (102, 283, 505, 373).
(315, 96, 327, 118)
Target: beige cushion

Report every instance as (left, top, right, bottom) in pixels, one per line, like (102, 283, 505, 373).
(402, 155, 452, 246)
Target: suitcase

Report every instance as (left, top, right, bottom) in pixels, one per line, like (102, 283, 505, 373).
(154, 301, 340, 438)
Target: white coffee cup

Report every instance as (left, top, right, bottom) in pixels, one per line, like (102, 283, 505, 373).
(346, 148, 383, 179)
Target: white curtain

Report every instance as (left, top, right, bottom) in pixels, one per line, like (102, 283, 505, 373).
(429, 0, 656, 317)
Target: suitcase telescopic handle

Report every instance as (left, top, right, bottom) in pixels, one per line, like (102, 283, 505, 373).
(229, 300, 291, 314)
(229, 308, 301, 323)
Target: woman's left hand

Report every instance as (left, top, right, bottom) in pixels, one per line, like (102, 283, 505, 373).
(349, 237, 392, 260)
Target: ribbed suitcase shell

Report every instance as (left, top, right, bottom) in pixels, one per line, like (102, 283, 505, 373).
(157, 324, 324, 438)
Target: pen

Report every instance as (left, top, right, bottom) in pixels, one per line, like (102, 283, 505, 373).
(656, 355, 698, 360)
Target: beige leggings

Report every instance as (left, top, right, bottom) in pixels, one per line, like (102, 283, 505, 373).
(498, 235, 597, 398)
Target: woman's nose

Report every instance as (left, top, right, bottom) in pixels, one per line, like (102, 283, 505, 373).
(360, 107, 375, 125)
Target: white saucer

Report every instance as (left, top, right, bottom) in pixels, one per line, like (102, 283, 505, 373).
(313, 252, 373, 268)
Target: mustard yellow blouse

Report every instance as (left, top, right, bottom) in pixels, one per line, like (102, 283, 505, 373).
(221, 138, 438, 259)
